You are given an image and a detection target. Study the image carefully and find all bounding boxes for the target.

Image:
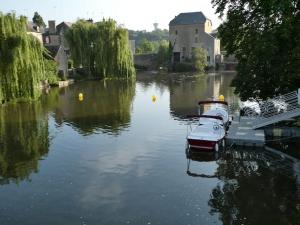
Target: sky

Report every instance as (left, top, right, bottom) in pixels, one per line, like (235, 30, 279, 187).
(1, 0, 223, 31)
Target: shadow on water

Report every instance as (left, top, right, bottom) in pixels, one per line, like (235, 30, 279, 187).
(43, 80, 136, 136)
(186, 147, 300, 225)
(0, 102, 49, 184)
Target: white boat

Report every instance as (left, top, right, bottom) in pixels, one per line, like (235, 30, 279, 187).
(186, 101, 230, 151)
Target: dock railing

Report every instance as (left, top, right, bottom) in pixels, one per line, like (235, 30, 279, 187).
(242, 90, 300, 129)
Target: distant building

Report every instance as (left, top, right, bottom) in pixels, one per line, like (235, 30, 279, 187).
(169, 11, 221, 67)
(43, 21, 72, 78)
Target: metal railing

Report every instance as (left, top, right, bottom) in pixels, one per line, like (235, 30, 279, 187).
(242, 90, 300, 129)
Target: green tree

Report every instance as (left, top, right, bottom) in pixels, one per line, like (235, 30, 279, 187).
(44, 60, 59, 85)
(128, 29, 169, 48)
(32, 12, 46, 27)
(65, 19, 135, 79)
(138, 38, 155, 53)
(212, 0, 300, 100)
(192, 47, 207, 72)
(0, 13, 46, 103)
(156, 40, 170, 68)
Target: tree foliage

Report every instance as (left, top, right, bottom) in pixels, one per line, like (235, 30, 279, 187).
(128, 28, 169, 49)
(192, 47, 207, 72)
(212, 0, 300, 100)
(136, 38, 155, 54)
(44, 60, 59, 85)
(65, 19, 135, 79)
(32, 12, 46, 28)
(156, 40, 170, 67)
(0, 13, 46, 103)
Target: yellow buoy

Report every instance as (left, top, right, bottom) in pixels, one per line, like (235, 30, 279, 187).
(79, 93, 84, 101)
(152, 95, 156, 102)
(219, 95, 225, 101)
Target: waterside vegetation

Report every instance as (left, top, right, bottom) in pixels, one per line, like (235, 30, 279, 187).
(0, 13, 47, 103)
(65, 19, 135, 79)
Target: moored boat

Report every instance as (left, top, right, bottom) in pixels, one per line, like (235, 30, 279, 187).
(186, 100, 230, 151)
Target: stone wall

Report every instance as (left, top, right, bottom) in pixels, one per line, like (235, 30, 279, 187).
(134, 54, 157, 70)
(169, 23, 220, 66)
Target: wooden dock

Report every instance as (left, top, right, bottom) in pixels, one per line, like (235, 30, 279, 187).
(226, 116, 265, 147)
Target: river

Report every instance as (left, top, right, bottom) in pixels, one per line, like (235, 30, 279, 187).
(0, 72, 299, 225)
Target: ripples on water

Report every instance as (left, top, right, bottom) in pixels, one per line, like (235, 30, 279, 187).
(0, 72, 299, 225)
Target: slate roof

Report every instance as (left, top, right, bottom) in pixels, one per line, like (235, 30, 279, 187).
(57, 22, 73, 33)
(169, 12, 209, 26)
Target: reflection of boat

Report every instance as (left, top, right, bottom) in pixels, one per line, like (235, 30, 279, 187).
(186, 101, 230, 151)
(186, 148, 219, 178)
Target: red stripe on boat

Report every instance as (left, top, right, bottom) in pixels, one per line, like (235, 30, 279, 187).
(187, 139, 217, 151)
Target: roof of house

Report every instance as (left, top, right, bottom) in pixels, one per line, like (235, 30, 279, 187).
(169, 11, 209, 26)
(57, 22, 72, 33)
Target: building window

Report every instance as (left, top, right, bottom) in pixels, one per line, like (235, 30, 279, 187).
(175, 30, 178, 35)
(207, 56, 211, 63)
(195, 29, 198, 34)
(195, 37, 198, 43)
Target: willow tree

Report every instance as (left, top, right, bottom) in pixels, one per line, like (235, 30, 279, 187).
(0, 13, 46, 103)
(65, 19, 135, 79)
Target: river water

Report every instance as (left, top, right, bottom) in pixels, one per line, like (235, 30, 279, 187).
(0, 72, 299, 225)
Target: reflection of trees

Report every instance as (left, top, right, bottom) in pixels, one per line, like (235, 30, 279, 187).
(48, 80, 135, 135)
(0, 103, 49, 184)
(208, 149, 300, 225)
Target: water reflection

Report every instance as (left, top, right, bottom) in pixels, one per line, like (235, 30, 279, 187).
(169, 73, 237, 119)
(136, 72, 238, 120)
(0, 72, 299, 224)
(0, 103, 49, 184)
(45, 80, 135, 135)
(186, 149, 220, 178)
(186, 148, 300, 225)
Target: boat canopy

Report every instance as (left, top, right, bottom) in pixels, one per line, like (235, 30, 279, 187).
(198, 101, 228, 106)
(186, 115, 223, 121)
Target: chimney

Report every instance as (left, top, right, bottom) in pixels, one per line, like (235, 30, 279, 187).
(48, 20, 56, 34)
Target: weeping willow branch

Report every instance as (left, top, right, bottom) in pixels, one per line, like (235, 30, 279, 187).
(0, 13, 46, 103)
(65, 19, 135, 79)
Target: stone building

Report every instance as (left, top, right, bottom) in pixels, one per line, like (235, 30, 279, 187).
(43, 21, 72, 78)
(169, 11, 220, 67)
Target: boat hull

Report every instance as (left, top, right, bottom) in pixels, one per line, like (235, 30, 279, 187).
(187, 139, 218, 151)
